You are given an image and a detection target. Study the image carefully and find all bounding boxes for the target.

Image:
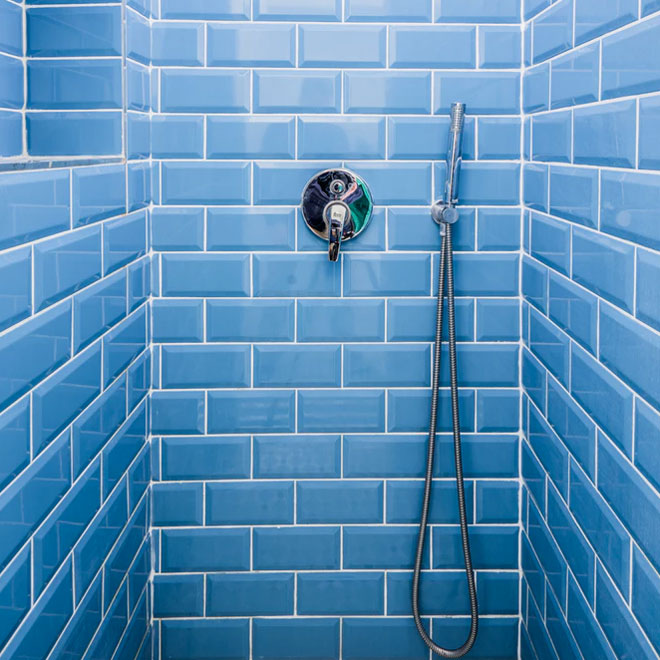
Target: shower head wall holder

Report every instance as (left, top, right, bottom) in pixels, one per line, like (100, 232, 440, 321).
(301, 168, 374, 261)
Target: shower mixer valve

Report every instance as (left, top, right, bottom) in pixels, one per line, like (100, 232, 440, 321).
(301, 168, 374, 261)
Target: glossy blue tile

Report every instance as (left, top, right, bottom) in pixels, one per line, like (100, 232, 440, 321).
(151, 391, 205, 435)
(298, 572, 383, 615)
(300, 25, 385, 68)
(533, 0, 573, 63)
(254, 527, 340, 570)
(479, 26, 521, 68)
(162, 528, 250, 572)
(0, 53, 22, 108)
(151, 115, 203, 159)
(478, 118, 521, 159)
(386, 480, 474, 524)
(297, 299, 383, 342)
(344, 71, 431, 114)
(208, 390, 295, 434)
(152, 299, 202, 343)
(298, 117, 384, 159)
(102, 307, 146, 386)
(297, 481, 382, 524)
(476, 208, 520, 251)
(388, 298, 474, 342)
(435, 0, 520, 23)
(254, 345, 339, 388)
(27, 60, 122, 110)
(151, 207, 204, 250)
(346, 0, 431, 21)
(387, 389, 475, 433)
(528, 404, 569, 499)
(207, 573, 293, 616)
(575, 0, 637, 44)
(254, 0, 341, 20)
(162, 620, 249, 660)
(73, 165, 125, 227)
(0, 547, 30, 649)
(151, 21, 202, 65)
(532, 111, 571, 162)
(208, 117, 294, 159)
(389, 26, 475, 68)
(254, 71, 340, 113)
(161, 69, 249, 112)
(344, 526, 427, 570)
(522, 256, 547, 312)
(162, 253, 250, 296)
(162, 161, 250, 204)
(531, 213, 570, 275)
(636, 399, 660, 492)
(632, 546, 660, 651)
(551, 43, 599, 109)
(206, 299, 293, 342)
(207, 23, 293, 67)
(601, 170, 660, 250)
(523, 63, 550, 113)
(0, 170, 70, 250)
(207, 482, 293, 525)
(344, 345, 430, 388)
(639, 95, 660, 170)
(571, 343, 633, 456)
(388, 116, 475, 160)
(0, 301, 71, 411)
(299, 390, 385, 433)
(253, 619, 339, 660)
(432, 525, 518, 569)
(476, 481, 519, 523)
(602, 16, 660, 99)
(161, 0, 249, 18)
(476, 389, 519, 432)
(549, 165, 598, 227)
(348, 162, 431, 205)
(476, 299, 519, 341)
(0, 246, 30, 332)
(522, 348, 547, 412)
(253, 161, 341, 204)
(344, 254, 430, 296)
(153, 574, 204, 618)
(572, 226, 635, 312)
(448, 253, 519, 297)
(574, 100, 637, 167)
(0, 399, 30, 493)
(126, 10, 150, 64)
(162, 436, 250, 480)
(253, 254, 341, 297)
(524, 164, 548, 212)
(0, 0, 22, 56)
(27, 111, 122, 157)
(162, 345, 250, 388)
(0, 111, 22, 156)
(254, 435, 340, 479)
(434, 71, 519, 114)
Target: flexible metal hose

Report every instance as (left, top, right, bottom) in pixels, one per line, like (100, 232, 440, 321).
(411, 223, 479, 657)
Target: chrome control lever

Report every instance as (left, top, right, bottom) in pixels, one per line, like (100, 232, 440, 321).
(325, 201, 350, 262)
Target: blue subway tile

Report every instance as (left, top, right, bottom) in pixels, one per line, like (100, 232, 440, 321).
(478, 118, 521, 160)
(299, 389, 385, 433)
(532, 111, 571, 163)
(522, 256, 547, 313)
(254, 527, 340, 570)
(0, 170, 70, 250)
(254, 345, 340, 388)
(476, 389, 520, 432)
(298, 117, 385, 159)
(153, 574, 204, 618)
(0, 111, 22, 156)
(300, 25, 385, 68)
(102, 307, 146, 386)
(479, 26, 521, 68)
(254, 435, 340, 479)
(162, 345, 250, 388)
(27, 111, 122, 157)
(254, 71, 340, 113)
(575, 0, 637, 44)
(531, 213, 570, 275)
(0, 399, 30, 492)
(572, 226, 635, 312)
(549, 273, 597, 354)
(344, 345, 430, 387)
(208, 299, 294, 342)
(162, 528, 250, 572)
(574, 100, 637, 168)
(571, 343, 633, 457)
(162, 161, 250, 204)
(162, 254, 250, 297)
(388, 116, 475, 160)
(151, 22, 203, 66)
(207, 482, 294, 525)
(253, 161, 339, 204)
(601, 170, 660, 250)
(343, 618, 430, 660)
(162, 436, 250, 480)
(446, 162, 520, 205)
(390, 26, 475, 68)
(602, 16, 660, 99)
(151, 208, 204, 250)
(0, 246, 30, 332)
(449, 253, 519, 297)
(208, 23, 293, 66)
(524, 164, 548, 212)
(476, 481, 518, 523)
(254, 0, 341, 20)
(549, 165, 598, 227)
(209, 390, 295, 434)
(522, 349, 546, 413)
(532, 0, 573, 63)
(435, 0, 520, 23)
(298, 573, 383, 615)
(73, 165, 125, 227)
(161, 0, 249, 18)
(27, 6, 121, 56)
(388, 298, 474, 342)
(126, 10, 150, 64)
(208, 117, 295, 159)
(434, 71, 520, 114)
(386, 480, 474, 524)
(635, 399, 660, 492)
(151, 116, 204, 159)
(128, 162, 151, 211)
(207, 573, 293, 616)
(387, 389, 475, 433)
(632, 546, 660, 651)
(0, 301, 71, 411)
(0, 0, 22, 56)
(551, 43, 599, 109)
(161, 69, 250, 112)
(639, 95, 660, 169)
(0, 547, 30, 649)
(344, 526, 427, 569)
(152, 299, 203, 342)
(529, 305, 570, 385)
(161, 620, 249, 660)
(346, 0, 431, 21)
(528, 404, 569, 499)
(433, 525, 518, 569)
(523, 62, 550, 113)
(151, 391, 205, 435)
(477, 208, 520, 252)
(297, 481, 383, 524)
(298, 299, 384, 342)
(637, 248, 660, 333)
(0, 53, 22, 109)
(254, 254, 341, 297)
(253, 619, 339, 660)
(345, 72, 431, 114)
(600, 303, 660, 410)
(344, 254, 430, 296)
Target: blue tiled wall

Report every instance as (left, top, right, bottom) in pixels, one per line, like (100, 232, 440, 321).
(149, 2, 522, 658)
(521, 2, 660, 659)
(0, 0, 153, 656)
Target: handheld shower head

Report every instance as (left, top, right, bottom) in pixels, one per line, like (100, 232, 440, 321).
(450, 102, 465, 132)
(444, 103, 465, 206)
